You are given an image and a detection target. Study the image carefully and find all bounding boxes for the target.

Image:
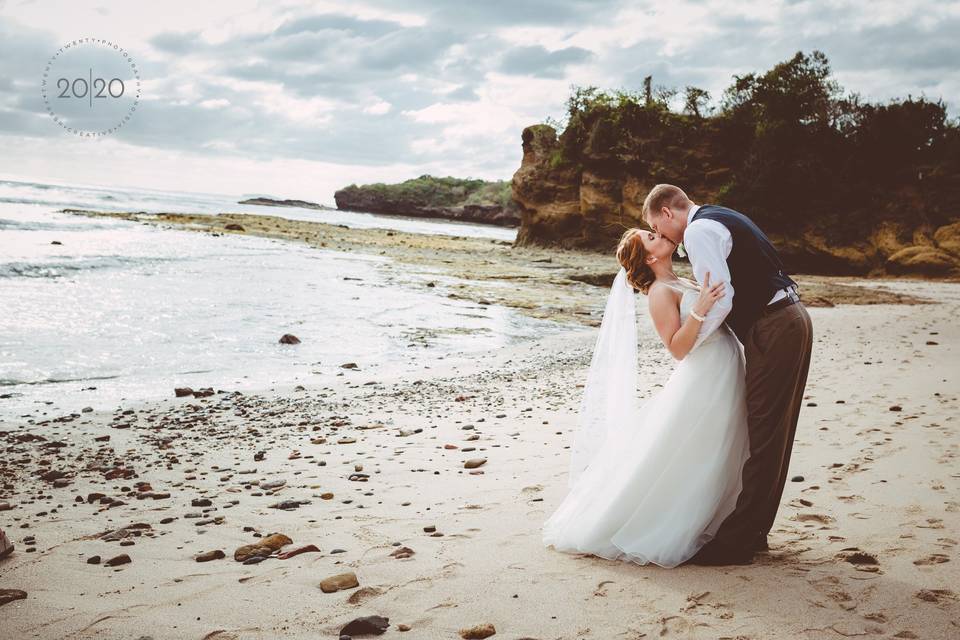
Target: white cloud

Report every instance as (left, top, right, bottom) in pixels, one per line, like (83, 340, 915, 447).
(362, 99, 392, 114)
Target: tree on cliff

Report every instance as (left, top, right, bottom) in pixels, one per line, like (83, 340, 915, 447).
(513, 50, 960, 274)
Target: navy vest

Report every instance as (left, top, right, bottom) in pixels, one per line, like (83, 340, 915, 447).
(690, 205, 796, 341)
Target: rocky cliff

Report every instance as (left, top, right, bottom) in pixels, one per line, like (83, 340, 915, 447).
(511, 52, 960, 277)
(335, 175, 519, 227)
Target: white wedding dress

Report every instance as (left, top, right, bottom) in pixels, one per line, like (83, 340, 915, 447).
(542, 281, 751, 568)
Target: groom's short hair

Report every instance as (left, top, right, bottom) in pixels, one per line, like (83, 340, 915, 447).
(642, 184, 691, 220)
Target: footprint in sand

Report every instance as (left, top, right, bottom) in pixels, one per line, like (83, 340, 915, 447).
(915, 589, 957, 605)
(913, 554, 950, 566)
(793, 512, 835, 526)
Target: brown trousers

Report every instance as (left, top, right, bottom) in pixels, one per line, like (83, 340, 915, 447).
(712, 300, 814, 549)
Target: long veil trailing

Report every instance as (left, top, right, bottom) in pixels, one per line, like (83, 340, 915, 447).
(568, 266, 638, 488)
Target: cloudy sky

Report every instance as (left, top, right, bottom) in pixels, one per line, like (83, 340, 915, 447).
(0, 0, 956, 204)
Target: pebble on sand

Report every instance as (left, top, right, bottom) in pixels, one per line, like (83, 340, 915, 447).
(174, 387, 194, 397)
(279, 334, 301, 344)
(320, 571, 360, 593)
(234, 533, 293, 562)
(104, 554, 132, 567)
(459, 623, 496, 639)
(464, 458, 487, 469)
(195, 550, 226, 562)
(340, 615, 389, 636)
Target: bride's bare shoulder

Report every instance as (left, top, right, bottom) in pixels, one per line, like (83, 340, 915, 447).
(647, 281, 681, 313)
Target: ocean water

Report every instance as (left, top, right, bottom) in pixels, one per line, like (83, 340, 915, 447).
(0, 179, 557, 420)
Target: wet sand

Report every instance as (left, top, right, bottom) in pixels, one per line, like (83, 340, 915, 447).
(1, 210, 957, 639)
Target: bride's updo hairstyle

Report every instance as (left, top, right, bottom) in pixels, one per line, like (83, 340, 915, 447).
(616, 228, 655, 294)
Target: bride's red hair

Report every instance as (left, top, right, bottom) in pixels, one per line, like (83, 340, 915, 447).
(616, 228, 656, 294)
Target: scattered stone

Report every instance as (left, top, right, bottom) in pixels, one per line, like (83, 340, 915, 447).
(340, 615, 389, 636)
(320, 571, 359, 593)
(100, 523, 152, 542)
(0, 589, 27, 607)
(397, 623, 411, 632)
(39, 470, 67, 483)
(87, 555, 101, 565)
(889, 405, 902, 412)
(224, 223, 245, 231)
(193, 387, 215, 398)
(390, 546, 415, 559)
(195, 550, 226, 563)
(279, 334, 301, 344)
(234, 533, 292, 562)
(276, 544, 320, 560)
(269, 500, 310, 510)
(459, 623, 496, 639)
(0, 502, 12, 511)
(791, 475, 804, 482)
(191, 498, 212, 507)
(82, 406, 93, 413)
(260, 479, 286, 490)
(104, 554, 132, 567)
(340, 362, 359, 369)
(174, 387, 193, 397)
(464, 458, 487, 469)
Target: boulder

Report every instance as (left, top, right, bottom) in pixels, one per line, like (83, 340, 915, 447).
(886, 246, 960, 275)
(934, 221, 960, 255)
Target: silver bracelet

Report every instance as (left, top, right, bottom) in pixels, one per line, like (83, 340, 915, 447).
(690, 309, 706, 322)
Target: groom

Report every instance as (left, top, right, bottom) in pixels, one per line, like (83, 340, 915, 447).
(642, 184, 814, 565)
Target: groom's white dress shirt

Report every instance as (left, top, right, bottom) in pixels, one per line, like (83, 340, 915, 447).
(683, 204, 788, 349)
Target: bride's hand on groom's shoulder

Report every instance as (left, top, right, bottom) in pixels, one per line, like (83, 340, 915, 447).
(694, 271, 725, 317)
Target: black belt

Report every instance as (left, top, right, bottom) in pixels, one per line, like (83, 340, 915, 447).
(762, 287, 800, 316)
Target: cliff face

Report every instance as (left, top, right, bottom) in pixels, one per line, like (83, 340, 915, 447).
(334, 176, 520, 227)
(511, 122, 960, 277)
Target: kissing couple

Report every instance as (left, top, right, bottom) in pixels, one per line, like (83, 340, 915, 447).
(542, 184, 814, 567)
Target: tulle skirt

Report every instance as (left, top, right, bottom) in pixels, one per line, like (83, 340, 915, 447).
(542, 329, 751, 568)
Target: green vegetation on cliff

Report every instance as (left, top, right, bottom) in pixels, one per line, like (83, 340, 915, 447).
(514, 51, 960, 274)
(337, 175, 513, 210)
(335, 175, 518, 226)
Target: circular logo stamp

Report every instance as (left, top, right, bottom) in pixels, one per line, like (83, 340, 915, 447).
(40, 38, 141, 137)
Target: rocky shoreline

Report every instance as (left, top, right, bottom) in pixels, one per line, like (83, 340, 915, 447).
(57, 208, 933, 329)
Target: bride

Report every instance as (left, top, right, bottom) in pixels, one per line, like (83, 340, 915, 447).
(542, 227, 751, 568)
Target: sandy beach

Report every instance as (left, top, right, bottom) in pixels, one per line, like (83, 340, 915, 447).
(2, 212, 958, 639)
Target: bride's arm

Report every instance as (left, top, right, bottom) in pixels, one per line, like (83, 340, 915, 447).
(648, 277, 726, 361)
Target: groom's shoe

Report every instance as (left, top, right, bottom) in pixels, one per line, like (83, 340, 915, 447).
(684, 541, 754, 566)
